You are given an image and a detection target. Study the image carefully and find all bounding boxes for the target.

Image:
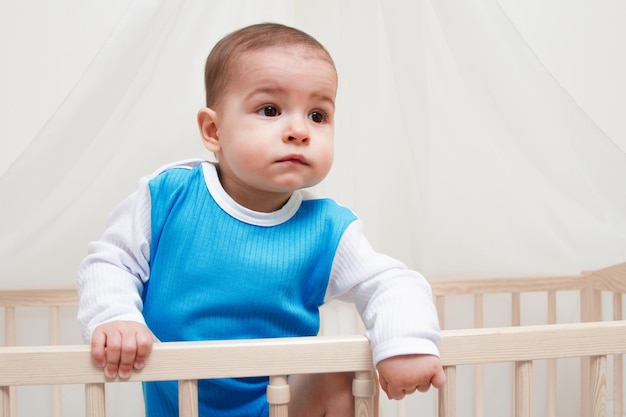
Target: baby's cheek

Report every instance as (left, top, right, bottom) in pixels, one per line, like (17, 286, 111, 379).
(318, 145, 335, 174)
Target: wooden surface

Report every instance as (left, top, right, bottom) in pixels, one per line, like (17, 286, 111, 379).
(2, 321, 626, 386)
(430, 262, 626, 295)
(430, 275, 587, 296)
(178, 379, 199, 417)
(84, 383, 105, 417)
(0, 335, 374, 386)
(439, 320, 626, 366)
(0, 289, 78, 306)
(1, 262, 625, 417)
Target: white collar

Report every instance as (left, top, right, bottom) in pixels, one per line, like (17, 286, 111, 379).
(201, 162, 303, 227)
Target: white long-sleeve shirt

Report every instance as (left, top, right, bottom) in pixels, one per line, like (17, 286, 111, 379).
(78, 160, 441, 365)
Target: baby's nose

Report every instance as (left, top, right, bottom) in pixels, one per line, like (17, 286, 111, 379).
(283, 117, 309, 143)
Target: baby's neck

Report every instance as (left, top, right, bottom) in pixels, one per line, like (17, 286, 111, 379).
(215, 166, 293, 213)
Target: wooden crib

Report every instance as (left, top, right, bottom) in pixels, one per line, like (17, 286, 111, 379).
(1, 262, 625, 417)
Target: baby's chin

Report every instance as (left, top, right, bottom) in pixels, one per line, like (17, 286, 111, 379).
(270, 175, 327, 193)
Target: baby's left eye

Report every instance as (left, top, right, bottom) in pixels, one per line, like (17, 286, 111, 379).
(258, 105, 280, 117)
(308, 111, 326, 123)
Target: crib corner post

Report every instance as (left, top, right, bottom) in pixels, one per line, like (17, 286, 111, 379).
(267, 375, 290, 417)
(353, 370, 376, 417)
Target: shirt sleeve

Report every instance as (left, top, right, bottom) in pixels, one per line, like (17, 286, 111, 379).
(77, 177, 152, 343)
(326, 220, 442, 366)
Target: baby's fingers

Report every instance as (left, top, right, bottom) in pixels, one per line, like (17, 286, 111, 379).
(90, 322, 154, 379)
(90, 329, 108, 368)
(132, 330, 154, 371)
(379, 374, 407, 400)
(431, 367, 447, 389)
(117, 334, 141, 378)
(102, 330, 123, 378)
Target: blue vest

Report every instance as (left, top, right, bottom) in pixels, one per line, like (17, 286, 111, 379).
(141, 164, 356, 417)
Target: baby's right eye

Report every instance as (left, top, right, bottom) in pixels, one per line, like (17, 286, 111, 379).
(258, 105, 280, 117)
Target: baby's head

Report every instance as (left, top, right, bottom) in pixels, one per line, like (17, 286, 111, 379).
(204, 22, 336, 108)
(198, 23, 337, 212)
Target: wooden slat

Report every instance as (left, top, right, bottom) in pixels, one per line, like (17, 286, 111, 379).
(85, 383, 106, 417)
(515, 361, 532, 417)
(431, 275, 587, 296)
(436, 295, 445, 329)
(50, 306, 62, 417)
(4, 307, 15, 346)
(581, 285, 602, 415)
(1, 386, 10, 417)
(267, 376, 289, 417)
(614, 353, 623, 417)
(178, 379, 199, 417)
(3, 307, 16, 417)
(614, 294, 624, 417)
(438, 366, 456, 417)
(397, 398, 407, 417)
(353, 371, 375, 417)
(0, 289, 78, 307)
(512, 293, 521, 326)
(547, 290, 557, 417)
(474, 294, 484, 417)
(589, 355, 607, 417)
(511, 292, 521, 416)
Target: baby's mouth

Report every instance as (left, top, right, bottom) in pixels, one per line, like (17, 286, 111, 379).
(277, 154, 309, 165)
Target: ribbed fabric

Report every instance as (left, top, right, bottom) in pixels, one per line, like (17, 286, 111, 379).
(141, 163, 356, 417)
(77, 160, 442, 417)
(327, 224, 442, 363)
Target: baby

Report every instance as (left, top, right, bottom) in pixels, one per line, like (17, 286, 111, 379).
(78, 22, 445, 417)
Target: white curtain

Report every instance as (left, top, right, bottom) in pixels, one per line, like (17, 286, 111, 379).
(1, 0, 625, 414)
(2, 0, 625, 289)
(2, 0, 625, 287)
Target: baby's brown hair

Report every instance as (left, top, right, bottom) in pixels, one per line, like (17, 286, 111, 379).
(204, 23, 335, 107)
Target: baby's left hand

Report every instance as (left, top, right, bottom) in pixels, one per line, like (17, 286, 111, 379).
(376, 354, 446, 400)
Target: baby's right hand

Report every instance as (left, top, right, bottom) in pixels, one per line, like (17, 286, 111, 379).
(90, 321, 155, 379)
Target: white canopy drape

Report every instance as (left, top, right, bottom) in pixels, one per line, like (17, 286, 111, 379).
(2, 0, 624, 287)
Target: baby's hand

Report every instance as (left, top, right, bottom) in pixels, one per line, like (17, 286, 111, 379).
(376, 354, 446, 400)
(91, 321, 155, 379)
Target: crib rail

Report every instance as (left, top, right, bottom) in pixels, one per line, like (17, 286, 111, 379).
(2, 321, 626, 417)
(0, 335, 376, 417)
(1, 289, 79, 417)
(2, 262, 625, 417)
(438, 320, 626, 417)
(430, 262, 626, 417)
(1, 289, 78, 345)
(0, 289, 78, 307)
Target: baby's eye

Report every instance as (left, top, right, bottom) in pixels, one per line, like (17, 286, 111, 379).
(258, 105, 280, 117)
(308, 111, 327, 124)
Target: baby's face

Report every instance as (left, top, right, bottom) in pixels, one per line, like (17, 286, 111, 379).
(205, 45, 337, 211)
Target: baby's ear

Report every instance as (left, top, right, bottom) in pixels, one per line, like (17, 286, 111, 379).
(197, 107, 220, 152)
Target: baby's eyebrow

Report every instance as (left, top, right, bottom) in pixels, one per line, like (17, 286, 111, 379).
(244, 86, 285, 101)
(244, 86, 336, 110)
(312, 93, 336, 110)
